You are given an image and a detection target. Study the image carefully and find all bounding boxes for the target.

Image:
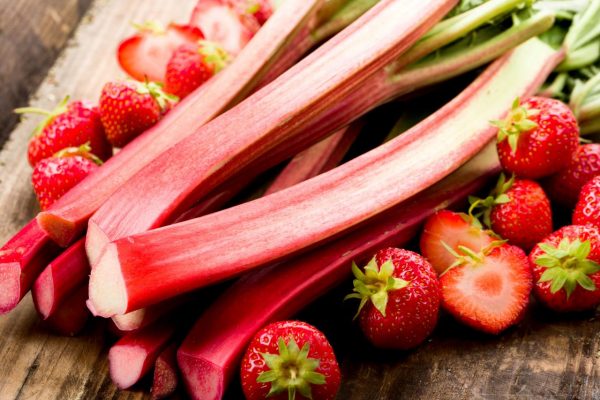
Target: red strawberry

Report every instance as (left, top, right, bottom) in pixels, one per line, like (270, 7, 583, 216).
(240, 320, 340, 400)
(544, 144, 600, 207)
(99, 81, 177, 147)
(227, 0, 274, 25)
(15, 97, 111, 166)
(440, 244, 532, 334)
(189, 0, 257, 55)
(529, 225, 600, 312)
(494, 96, 579, 179)
(469, 174, 552, 250)
(165, 41, 229, 99)
(117, 22, 204, 83)
(32, 144, 101, 210)
(346, 248, 440, 350)
(573, 176, 600, 226)
(420, 210, 495, 274)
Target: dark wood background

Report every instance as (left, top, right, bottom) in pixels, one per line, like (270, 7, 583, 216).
(0, 1, 598, 399)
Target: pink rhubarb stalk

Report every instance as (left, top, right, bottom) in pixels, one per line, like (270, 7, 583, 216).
(89, 39, 562, 317)
(85, 0, 456, 266)
(0, 221, 61, 314)
(37, 0, 325, 247)
(43, 284, 90, 336)
(152, 343, 179, 400)
(108, 320, 177, 389)
(32, 238, 88, 319)
(177, 144, 500, 400)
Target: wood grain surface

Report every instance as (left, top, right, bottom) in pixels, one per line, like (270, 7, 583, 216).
(0, 0, 93, 146)
(0, 1, 599, 399)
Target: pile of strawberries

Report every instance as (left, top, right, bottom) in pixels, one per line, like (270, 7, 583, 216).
(18, 0, 271, 211)
(239, 96, 600, 400)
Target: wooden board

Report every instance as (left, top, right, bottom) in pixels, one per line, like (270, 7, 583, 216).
(0, 1, 599, 399)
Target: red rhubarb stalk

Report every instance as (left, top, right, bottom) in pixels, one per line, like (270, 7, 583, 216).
(152, 343, 179, 400)
(177, 144, 500, 400)
(37, 0, 326, 247)
(89, 39, 562, 317)
(32, 238, 88, 319)
(264, 123, 361, 195)
(111, 297, 185, 332)
(0, 221, 61, 314)
(43, 284, 90, 336)
(85, 0, 456, 266)
(108, 320, 177, 389)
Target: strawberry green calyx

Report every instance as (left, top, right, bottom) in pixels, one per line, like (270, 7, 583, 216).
(246, 1, 261, 14)
(468, 173, 514, 227)
(344, 258, 408, 318)
(491, 97, 539, 153)
(131, 20, 166, 35)
(257, 337, 326, 400)
(137, 81, 179, 111)
(441, 240, 506, 273)
(198, 40, 230, 73)
(54, 142, 103, 165)
(14, 96, 70, 136)
(535, 238, 600, 298)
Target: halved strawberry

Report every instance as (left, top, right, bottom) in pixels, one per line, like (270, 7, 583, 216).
(117, 22, 204, 83)
(420, 210, 495, 275)
(440, 244, 532, 334)
(189, 0, 258, 56)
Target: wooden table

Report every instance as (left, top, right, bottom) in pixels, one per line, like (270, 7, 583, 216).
(0, 1, 599, 399)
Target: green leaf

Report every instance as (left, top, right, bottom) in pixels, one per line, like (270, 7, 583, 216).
(351, 262, 365, 281)
(257, 370, 279, 383)
(539, 267, 561, 283)
(262, 352, 282, 370)
(550, 271, 568, 294)
(304, 371, 326, 385)
(279, 338, 289, 359)
(495, 194, 511, 204)
(535, 255, 560, 268)
(379, 260, 395, 278)
(298, 342, 310, 361)
(564, 278, 577, 298)
(576, 272, 596, 291)
(574, 240, 591, 259)
(296, 383, 311, 400)
(508, 134, 519, 153)
(371, 290, 388, 317)
(580, 260, 600, 274)
(387, 276, 409, 291)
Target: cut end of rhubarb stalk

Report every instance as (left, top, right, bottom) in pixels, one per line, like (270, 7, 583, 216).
(88, 244, 127, 317)
(0, 262, 21, 314)
(36, 212, 76, 247)
(32, 267, 54, 319)
(86, 220, 110, 267)
(112, 308, 147, 331)
(109, 344, 147, 389)
(152, 345, 179, 400)
(178, 351, 224, 400)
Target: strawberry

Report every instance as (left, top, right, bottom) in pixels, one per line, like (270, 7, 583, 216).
(420, 210, 495, 275)
(228, 0, 274, 25)
(494, 96, 579, 179)
(529, 225, 600, 312)
(99, 81, 177, 147)
(117, 22, 204, 83)
(31, 144, 101, 210)
(346, 248, 440, 350)
(573, 176, 600, 226)
(240, 320, 340, 400)
(544, 144, 600, 207)
(164, 41, 229, 99)
(189, 0, 258, 55)
(440, 244, 532, 334)
(469, 174, 552, 250)
(15, 97, 111, 166)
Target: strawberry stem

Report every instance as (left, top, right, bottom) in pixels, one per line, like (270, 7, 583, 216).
(131, 20, 165, 35)
(14, 96, 70, 136)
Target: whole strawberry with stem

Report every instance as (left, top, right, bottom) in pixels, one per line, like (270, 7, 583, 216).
(544, 144, 600, 207)
(573, 175, 600, 227)
(420, 210, 495, 275)
(15, 96, 111, 166)
(165, 40, 229, 99)
(529, 225, 600, 312)
(346, 248, 440, 350)
(494, 96, 579, 179)
(240, 320, 340, 400)
(440, 243, 532, 334)
(99, 80, 177, 147)
(469, 173, 552, 251)
(32, 143, 102, 210)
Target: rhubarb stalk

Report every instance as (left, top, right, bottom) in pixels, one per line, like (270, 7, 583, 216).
(37, 0, 326, 246)
(85, 0, 456, 266)
(43, 285, 90, 336)
(152, 343, 179, 400)
(89, 39, 562, 317)
(0, 221, 61, 314)
(108, 319, 178, 389)
(176, 144, 500, 400)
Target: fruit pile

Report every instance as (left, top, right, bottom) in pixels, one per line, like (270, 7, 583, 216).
(4, 0, 600, 399)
